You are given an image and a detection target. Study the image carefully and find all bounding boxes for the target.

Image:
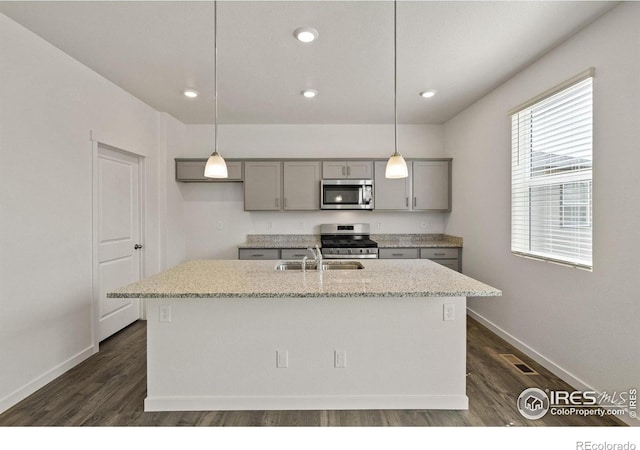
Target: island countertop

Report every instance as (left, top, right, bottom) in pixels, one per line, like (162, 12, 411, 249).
(108, 259, 501, 299)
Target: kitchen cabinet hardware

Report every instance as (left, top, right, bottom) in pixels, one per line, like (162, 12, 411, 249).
(134, 244, 144, 250)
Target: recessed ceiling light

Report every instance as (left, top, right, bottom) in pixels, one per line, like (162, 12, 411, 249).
(294, 27, 318, 43)
(419, 89, 437, 98)
(301, 89, 318, 98)
(183, 89, 199, 98)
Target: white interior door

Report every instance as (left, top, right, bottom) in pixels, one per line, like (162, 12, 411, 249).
(96, 144, 142, 342)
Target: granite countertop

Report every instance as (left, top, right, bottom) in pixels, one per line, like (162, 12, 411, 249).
(108, 259, 500, 299)
(238, 234, 321, 249)
(372, 234, 462, 248)
(238, 234, 462, 249)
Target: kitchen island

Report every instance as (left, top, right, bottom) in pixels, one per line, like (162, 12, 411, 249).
(108, 259, 500, 412)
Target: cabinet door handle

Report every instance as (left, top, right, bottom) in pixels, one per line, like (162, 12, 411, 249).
(433, 253, 446, 256)
(405, 197, 409, 207)
(392, 253, 404, 257)
(413, 197, 417, 207)
(347, 166, 351, 176)
(342, 166, 346, 176)
(251, 254, 264, 257)
(275, 198, 279, 208)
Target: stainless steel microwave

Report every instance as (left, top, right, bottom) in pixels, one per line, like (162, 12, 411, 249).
(320, 179, 374, 210)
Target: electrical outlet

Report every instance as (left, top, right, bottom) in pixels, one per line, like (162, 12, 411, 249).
(421, 221, 427, 228)
(159, 305, 171, 323)
(443, 303, 455, 321)
(276, 350, 288, 368)
(216, 221, 223, 230)
(334, 350, 347, 368)
(377, 221, 382, 229)
(267, 221, 273, 231)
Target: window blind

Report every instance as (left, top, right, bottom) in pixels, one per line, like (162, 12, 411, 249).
(511, 76, 593, 270)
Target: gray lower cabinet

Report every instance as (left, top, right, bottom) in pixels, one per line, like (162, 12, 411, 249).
(244, 161, 282, 211)
(175, 159, 243, 181)
(238, 248, 312, 260)
(420, 247, 461, 272)
(238, 249, 280, 260)
(280, 248, 313, 259)
(283, 161, 321, 210)
(378, 248, 419, 259)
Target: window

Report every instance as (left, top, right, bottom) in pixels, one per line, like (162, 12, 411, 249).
(511, 71, 593, 269)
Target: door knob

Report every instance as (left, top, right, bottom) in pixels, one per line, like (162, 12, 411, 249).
(134, 244, 144, 250)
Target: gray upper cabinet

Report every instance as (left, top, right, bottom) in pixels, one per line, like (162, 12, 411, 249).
(412, 160, 451, 211)
(283, 161, 321, 210)
(244, 161, 282, 211)
(374, 161, 411, 210)
(175, 159, 243, 182)
(322, 161, 373, 179)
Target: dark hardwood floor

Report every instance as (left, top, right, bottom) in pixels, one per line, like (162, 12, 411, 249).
(0, 317, 625, 427)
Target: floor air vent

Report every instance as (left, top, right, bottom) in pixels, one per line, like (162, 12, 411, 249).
(499, 354, 539, 375)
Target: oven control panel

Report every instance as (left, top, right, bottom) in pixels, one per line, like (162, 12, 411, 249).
(321, 247, 378, 259)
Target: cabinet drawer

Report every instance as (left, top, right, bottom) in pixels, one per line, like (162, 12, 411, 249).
(238, 249, 280, 260)
(280, 248, 312, 260)
(420, 248, 459, 259)
(431, 259, 460, 272)
(378, 248, 419, 259)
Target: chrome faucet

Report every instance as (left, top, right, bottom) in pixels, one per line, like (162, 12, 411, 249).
(308, 245, 323, 271)
(301, 256, 308, 273)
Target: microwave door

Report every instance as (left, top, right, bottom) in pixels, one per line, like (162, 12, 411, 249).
(324, 186, 360, 206)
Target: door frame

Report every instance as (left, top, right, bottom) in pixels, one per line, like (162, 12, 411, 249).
(91, 139, 146, 349)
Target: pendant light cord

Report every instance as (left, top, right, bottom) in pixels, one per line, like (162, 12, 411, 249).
(214, 0, 218, 154)
(393, 0, 398, 157)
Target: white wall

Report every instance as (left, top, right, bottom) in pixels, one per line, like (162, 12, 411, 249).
(0, 14, 162, 413)
(443, 2, 639, 423)
(176, 124, 448, 260)
(158, 113, 187, 270)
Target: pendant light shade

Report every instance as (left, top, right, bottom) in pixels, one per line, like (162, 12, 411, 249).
(204, 151, 228, 178)
(204, 1, 228, 179)
(385, 152, 408, 178)
(385, 0, 408, 179)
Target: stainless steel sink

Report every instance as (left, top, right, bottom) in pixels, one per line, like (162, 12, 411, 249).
(274, 261, 364, 271)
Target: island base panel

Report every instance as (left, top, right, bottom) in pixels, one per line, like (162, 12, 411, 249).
(145, 296, 467, 411)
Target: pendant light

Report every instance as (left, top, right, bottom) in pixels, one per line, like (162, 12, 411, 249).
(204, 0, 228, 178)
(385, 0, 408, 179)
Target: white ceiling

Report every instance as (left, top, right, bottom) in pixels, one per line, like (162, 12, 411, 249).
(0, 1, 618, 125)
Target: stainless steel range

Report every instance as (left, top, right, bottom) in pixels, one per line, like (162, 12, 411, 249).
(320, 223, 378, 259)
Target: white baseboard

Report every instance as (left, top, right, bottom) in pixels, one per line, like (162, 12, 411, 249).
(467, 308, 639, 427)
(144, 394, 469, 412)
(0, 344, 98, 415)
